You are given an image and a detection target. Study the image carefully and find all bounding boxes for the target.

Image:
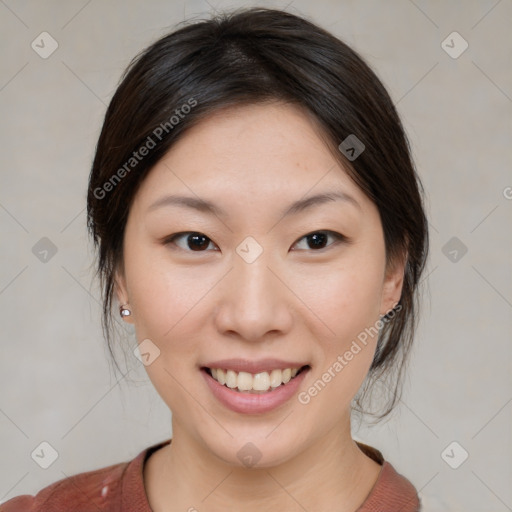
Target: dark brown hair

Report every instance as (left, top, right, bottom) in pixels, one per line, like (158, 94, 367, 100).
(86, 6, 429, 422)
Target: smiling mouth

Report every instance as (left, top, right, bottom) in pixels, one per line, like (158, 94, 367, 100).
(202, 365, 310, 394)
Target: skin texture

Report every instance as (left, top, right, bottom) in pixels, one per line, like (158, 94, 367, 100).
(114, 101, 405, 512)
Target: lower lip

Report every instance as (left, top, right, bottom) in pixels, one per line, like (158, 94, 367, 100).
(201, 367, 310, 414)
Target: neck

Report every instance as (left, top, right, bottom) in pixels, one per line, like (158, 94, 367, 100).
(145, 415, 382, 512)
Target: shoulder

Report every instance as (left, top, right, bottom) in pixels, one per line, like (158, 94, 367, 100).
(0, 460, 129, 512)
(369, 461, 421, 510)
(355, 441, 421, 512)
(0, 439, 171, 512)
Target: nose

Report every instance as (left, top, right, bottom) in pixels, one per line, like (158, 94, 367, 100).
(213, 248, 293, 342)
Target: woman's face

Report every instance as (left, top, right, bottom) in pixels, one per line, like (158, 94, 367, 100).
(115, 101, 404, 467)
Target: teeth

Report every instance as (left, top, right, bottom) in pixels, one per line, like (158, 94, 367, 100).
(216, 368, 226, 385)
(226, 370, 238, 389)
(269, 369, 282, 388)
(237, 372, 253, 391)
(253, 371, 270, 391)
(208, 367, 304, 392)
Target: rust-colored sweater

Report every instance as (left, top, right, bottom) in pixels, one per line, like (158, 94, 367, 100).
(1, 439, 420, 511)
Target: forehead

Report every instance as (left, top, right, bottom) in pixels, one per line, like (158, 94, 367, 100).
(133, 101, 367, 212)
(168, 102, 336, 172)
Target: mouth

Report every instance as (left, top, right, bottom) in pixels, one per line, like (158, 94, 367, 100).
(201, 365, 310, 394)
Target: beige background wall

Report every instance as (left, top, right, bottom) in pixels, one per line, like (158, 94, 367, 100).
(1, 1, 511, 510)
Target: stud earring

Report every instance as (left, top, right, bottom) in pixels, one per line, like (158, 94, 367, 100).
(120, 304, 131, 318)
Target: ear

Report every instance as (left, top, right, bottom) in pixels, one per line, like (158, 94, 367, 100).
(114, 267, 134, 324)
(380, 251, 407, 316)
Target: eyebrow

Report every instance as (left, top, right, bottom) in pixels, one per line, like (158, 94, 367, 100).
(147, 191, 361, 218)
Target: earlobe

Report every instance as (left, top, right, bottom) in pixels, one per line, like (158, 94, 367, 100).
(114, 269, 133, 323)
(119, 304, 132, 319)
(113, 269, 128, 305)
(380, 254, 407, 316)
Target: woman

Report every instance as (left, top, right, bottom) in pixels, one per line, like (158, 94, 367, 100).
(2, 7, 428, 511)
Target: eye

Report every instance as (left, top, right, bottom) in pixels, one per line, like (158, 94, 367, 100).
(292, 230, 348, 251)
(164, 232, 218, 252)
(163, 230, 348, 253)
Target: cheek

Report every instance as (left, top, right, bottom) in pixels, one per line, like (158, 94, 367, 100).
(123, 248, 212, 411)
(295, 261, 384, 416)
(296, 253, 384, 337)
(123, 243, 221, 360)
(294, 250, 385, 403)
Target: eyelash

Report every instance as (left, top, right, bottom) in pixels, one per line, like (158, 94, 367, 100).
(163, 230, 349, 253)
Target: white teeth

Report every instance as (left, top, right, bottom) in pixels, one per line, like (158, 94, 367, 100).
(253, 372, 270, 391)
(226, 370, 237, 389)
(269, 369, 282, 388)
(216, 368, 226, 385)
(237, 372, 253, 391)
(208, 367, 304, 392)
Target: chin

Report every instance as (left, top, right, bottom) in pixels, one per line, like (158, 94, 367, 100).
(199, 426, 310, 470)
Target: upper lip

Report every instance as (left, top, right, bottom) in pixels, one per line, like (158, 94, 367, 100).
(201, 358, 310, 374)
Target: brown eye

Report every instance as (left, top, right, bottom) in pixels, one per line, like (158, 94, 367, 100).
(292, 230, 347, 251)
(163, 230, 348, 254)
(165, 232, 217, 252)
